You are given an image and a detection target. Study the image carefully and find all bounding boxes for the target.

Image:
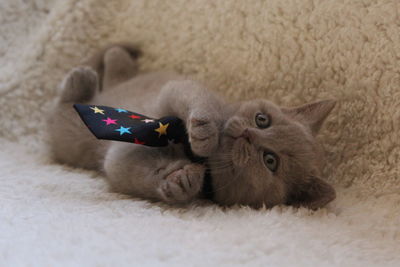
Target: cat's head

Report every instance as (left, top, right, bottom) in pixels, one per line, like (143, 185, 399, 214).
(209, 99, 336, 209)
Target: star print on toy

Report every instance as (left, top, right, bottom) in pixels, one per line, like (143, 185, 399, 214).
(102, 117, 117, 125)
(129, 114, 141, 119)
(115, 126, 132, 135)
(90, 106, 105, 114)
(115, 108, 128, 113)
(134, 138, 145, 145)
(154, 122, 169, 137)
(73, 104, 188, 147)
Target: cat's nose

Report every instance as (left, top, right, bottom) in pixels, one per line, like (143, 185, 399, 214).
(241, 128, 253, 143)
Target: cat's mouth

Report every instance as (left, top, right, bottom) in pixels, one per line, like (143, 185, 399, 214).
(231, 137, 252, 166)
(224, 128, 252, 146)
(220, 126, 255, 167)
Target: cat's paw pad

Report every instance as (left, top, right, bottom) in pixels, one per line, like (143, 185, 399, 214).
(188, 115, 219, 157)
(157, 164, 205, 204)
(61, 67, 98, 102)
(64, 67, 98, 89)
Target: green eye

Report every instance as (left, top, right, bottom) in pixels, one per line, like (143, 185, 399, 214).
(255, 113, 270, 129)
(263, 152, 279, 172)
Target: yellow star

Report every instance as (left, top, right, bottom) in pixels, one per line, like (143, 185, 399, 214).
(154, 122, 169, 137)
(90, 106, 105, 115)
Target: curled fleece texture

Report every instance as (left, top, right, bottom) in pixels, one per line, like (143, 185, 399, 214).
(0, 0, 399, 266)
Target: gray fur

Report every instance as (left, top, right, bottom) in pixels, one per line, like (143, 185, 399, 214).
(47, 46, 336, 209)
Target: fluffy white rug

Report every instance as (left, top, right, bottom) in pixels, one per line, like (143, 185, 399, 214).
(1, 0, 399, 266)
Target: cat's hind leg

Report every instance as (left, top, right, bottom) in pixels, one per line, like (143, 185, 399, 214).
(59, 66, 99, 103)
(47, 67, 103, 169)
(82, 44, 140, 91)
(102, 46, 140, 89)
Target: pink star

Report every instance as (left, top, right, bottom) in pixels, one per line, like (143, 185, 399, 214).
(102, 117, 118, 125)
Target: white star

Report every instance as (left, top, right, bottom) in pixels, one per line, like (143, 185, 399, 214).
(142, 119, 155, 123)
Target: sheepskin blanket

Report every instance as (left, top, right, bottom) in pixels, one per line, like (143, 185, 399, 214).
(1, 0, 399, 266)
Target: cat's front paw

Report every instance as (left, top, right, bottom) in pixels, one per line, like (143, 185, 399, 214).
(157, 163, 205, 204)
(188, 113, 219, 157)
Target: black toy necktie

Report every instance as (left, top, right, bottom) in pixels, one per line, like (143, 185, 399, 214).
(73, 104, 188, 147)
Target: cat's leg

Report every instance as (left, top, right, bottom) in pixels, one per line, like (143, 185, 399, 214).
(82, 44, 140, 91)
(102, 46, 140, 89)
(59, 66, 98, 103)
(156, 80, 227, 157)
(104, 143, 205, 204)
(47, 67, 104, 169)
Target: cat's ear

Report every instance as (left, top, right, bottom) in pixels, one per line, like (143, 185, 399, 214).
(287, 176, 336, 210)
(283, 99, 336, 135)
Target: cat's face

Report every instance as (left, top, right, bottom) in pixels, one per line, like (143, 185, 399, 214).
(209, 99, 336, 209)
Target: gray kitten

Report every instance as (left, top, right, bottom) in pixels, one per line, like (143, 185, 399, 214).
(47, 45, 336, 209)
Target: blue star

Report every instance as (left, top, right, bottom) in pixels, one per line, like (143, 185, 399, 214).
(114, 126, 132, 135)
(115, 108, 128, 113)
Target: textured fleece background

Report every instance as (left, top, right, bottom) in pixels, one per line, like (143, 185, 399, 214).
(1, 0, 399, 266)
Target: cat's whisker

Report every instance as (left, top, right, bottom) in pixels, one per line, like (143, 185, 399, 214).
(208, 159, 231, 165)
(209, 165, 233, 172)
(209, 173, 241, 193)
(207, 160, 233, 169)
